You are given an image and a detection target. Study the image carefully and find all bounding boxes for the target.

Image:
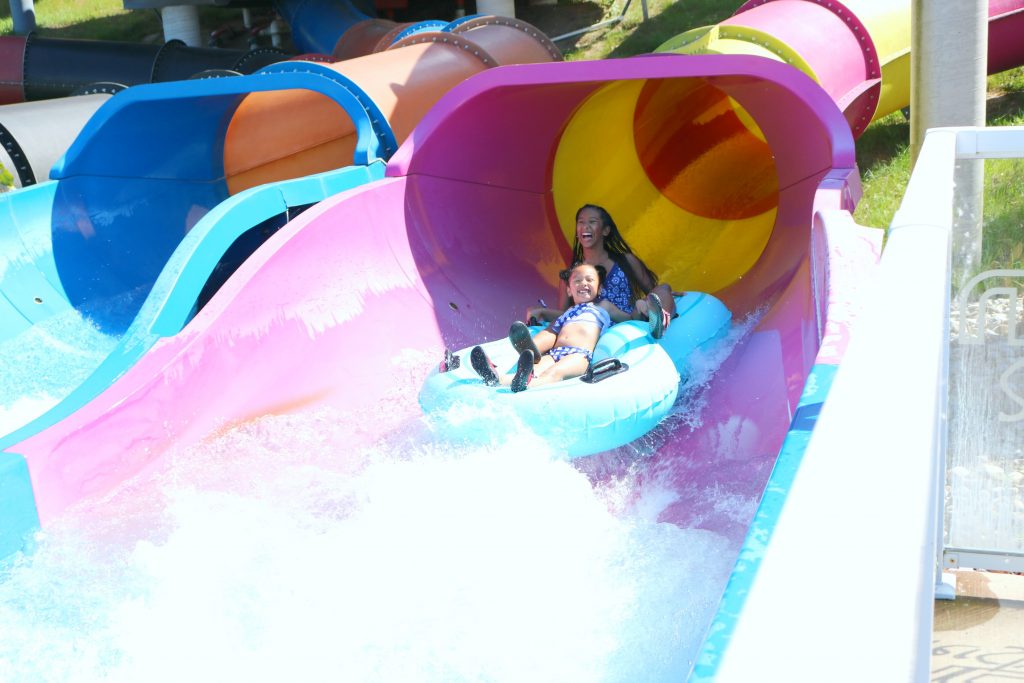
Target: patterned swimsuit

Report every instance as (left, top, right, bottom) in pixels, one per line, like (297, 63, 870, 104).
(601, 263, 634, 313)
(546, 302, 612, 363)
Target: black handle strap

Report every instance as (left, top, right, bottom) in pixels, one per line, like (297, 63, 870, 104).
(580, 357, 629, 384)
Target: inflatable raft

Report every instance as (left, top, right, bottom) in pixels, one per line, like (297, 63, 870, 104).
(419, 292, 732, 458)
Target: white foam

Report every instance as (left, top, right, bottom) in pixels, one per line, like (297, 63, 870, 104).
(0, 393, 60, 436)
(0, 409, 735, 682)
(0, 309, 118, 433)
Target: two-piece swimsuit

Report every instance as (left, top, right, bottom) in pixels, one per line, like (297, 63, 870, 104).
(540, 263, 632, 362)
(546, 301, 612, 362)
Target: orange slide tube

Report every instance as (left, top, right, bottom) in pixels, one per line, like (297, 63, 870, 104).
(224, 17, 560, 195)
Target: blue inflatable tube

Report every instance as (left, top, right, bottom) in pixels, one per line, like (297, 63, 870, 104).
(419, 292, 732, 458)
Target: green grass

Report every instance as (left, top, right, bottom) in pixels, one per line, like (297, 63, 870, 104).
(0, 0, 237, 41)
(853, 71, 1024, 233)
(851, 69, 1024, 281)
(982, 156, 1024, 274)
(852, 111, 911, 230)
(563, 0, 746, 61)
(0, 0, 161, 40)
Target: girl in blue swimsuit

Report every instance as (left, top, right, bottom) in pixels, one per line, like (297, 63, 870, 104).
(471, 262, 630, 392)
(526, 204, 676, 336)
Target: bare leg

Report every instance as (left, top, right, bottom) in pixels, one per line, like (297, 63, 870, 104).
(499, 356, 557, 387)
(527, 354, 590, 388)
(633, 285, 675, 332)
(531, 328, 558, 354)
(651, 283, 676, 318)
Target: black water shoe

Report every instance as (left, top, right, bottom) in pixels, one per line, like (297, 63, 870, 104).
(510, 350, 534, 393)
(509, 321, 541, 362)
(647, 292, 665, 339)
(470, 346, 499, 386)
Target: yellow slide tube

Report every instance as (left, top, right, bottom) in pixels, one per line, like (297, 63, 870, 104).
(551, 78, 777, 293)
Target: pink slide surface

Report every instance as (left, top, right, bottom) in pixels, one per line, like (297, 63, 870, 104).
(3, 55, 862, 526)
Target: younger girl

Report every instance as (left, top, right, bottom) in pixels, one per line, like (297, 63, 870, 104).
(471, 262, 635, 393)
(526, 204, 675, 337)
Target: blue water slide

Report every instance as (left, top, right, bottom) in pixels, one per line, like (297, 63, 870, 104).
(0, 63, 391, 449)
(441, 15, 485, 32)
(385, 17, 484, 49)
(391, 20, 449, 43)
(272, 0, 374, 55)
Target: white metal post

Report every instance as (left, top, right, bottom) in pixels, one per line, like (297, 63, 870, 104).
(911, 0, 988, 291)
(9, 0, 35, 34)
(161, 4, 202, 47)
(911, 0, 987, 601)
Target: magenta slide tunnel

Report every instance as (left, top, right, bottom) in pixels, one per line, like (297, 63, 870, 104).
(0, 54, 882, 678)
(660, 0, 1024, 139)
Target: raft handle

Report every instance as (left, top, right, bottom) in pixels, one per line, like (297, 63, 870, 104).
(580, 357, 629, 384)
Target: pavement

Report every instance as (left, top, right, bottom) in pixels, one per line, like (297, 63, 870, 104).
(933, 570, 1024, 681)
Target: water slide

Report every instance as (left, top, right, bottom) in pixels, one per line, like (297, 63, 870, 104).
(0, 35, 290, 189)
(2, 1, 1024, 681)
(0, 0, 500, 106)
(0, 1, 529, 189)
(0, 0, 378, 106)
(0, 19, 558, 454)
(0, 49, 874, 679)
(660, 0, 1024, 139)
(0, 93, 114, 189)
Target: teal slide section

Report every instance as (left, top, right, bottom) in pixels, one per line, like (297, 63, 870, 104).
(0, 63, 392, 451)
(0, 451, 38, 560)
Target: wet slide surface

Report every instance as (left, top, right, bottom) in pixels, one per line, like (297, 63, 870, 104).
(1, 55, 873, 679)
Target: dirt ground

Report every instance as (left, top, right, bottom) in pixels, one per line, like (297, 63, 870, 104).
(514, 1, 606, 44)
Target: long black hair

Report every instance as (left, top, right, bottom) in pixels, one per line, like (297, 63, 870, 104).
(571, 204, 658, 304)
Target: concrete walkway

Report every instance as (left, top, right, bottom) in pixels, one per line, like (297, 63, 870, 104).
(933, 569, 1024, 681)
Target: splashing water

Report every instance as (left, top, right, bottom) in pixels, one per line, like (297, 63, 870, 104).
(0, 311, 765, 681)
(0, 404, 736, 682)
(0, 309, 118, 435)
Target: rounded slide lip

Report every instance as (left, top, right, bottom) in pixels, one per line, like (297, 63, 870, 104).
(385, 54, 856, 301)
(386, 53, 858, 179)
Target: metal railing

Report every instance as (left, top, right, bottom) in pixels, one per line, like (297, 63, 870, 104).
(939, 127, 1024, 575)
(711, 127, 965, 680)
(712, 125, 1024, 680)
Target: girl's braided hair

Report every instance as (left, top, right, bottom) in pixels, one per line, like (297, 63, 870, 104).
(571, 204, 658, 303)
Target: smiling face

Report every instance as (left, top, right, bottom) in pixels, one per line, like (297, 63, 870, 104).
(575, 206, 609, 250)
(566, 263, 602, 304)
